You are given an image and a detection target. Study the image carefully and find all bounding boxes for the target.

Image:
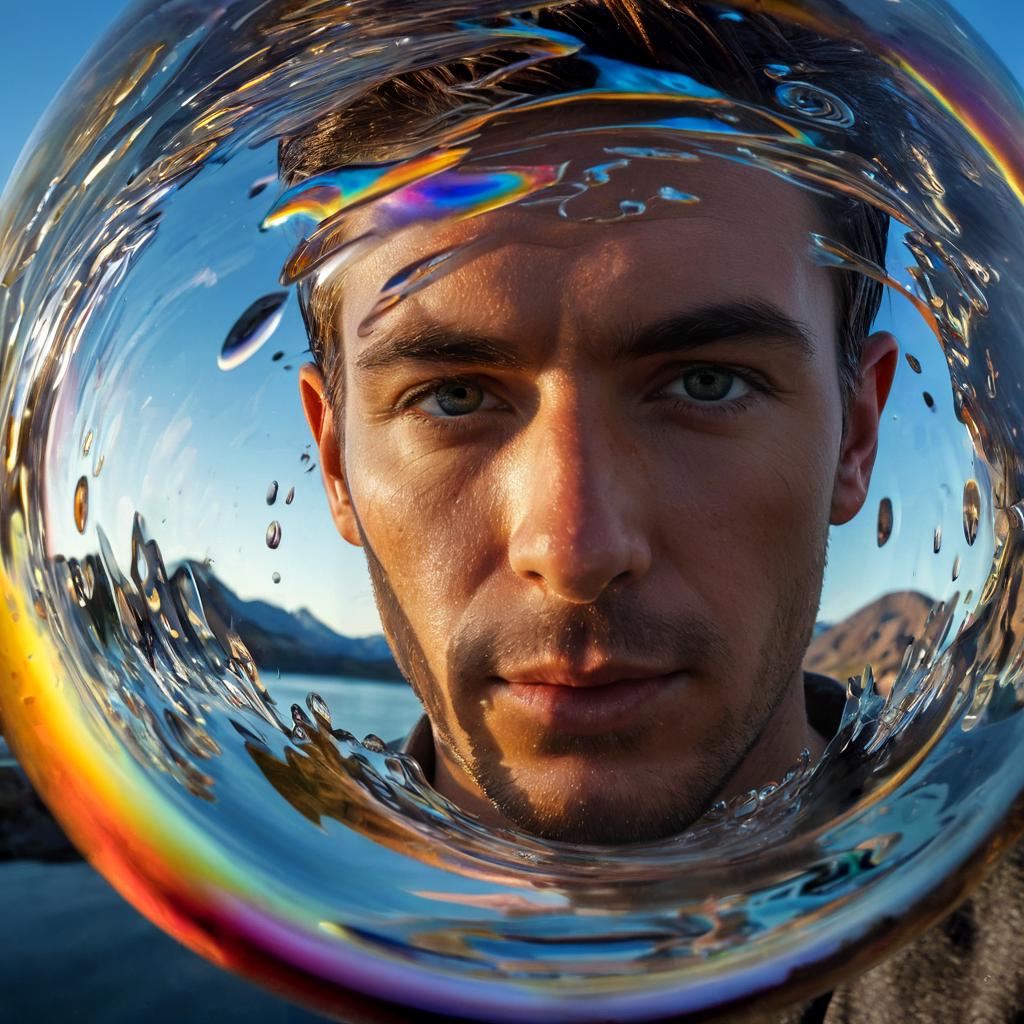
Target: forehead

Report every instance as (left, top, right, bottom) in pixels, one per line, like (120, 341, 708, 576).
(336, 146, 838, 353)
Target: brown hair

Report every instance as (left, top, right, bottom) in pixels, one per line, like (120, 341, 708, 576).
(280, 0, 889, 422)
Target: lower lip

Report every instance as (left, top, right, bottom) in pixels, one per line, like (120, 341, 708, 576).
(499, 672, 686, 735)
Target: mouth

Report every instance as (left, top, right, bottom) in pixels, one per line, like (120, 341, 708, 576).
(494, 670, 687, 736)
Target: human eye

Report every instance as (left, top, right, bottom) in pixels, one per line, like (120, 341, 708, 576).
(401, 377, 504, 430)
(660, 365, 766, 414)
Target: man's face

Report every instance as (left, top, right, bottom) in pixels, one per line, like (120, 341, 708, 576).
(300, 150, 895, 843)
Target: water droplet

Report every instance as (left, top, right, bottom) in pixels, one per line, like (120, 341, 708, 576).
(362, 734, 386, 753)
(73, 476, 88, 534)
(271, 351, 284, 362)
(266, 480, 278, 505)
(249, 174, 276, 199)
(656, 186, 699, 204)
(272, 572, 281, 584)
(963, 479, 981, 546)
(357, 242, 484, 337)
(1006, 502, 1024, 531)
(266, 520, 282, 549)
(218, 292, 289, 371)
(934, 525, 942, 553)
(906, 353, 923, 373)
(952, 555, 962, 581)
(291, 703, 313, 730)
(877, 497, 893, 547)
(82, 430, 94, 456)
(306, 692, 331, 723)
(985, 349, 998, 399)
(923, 391, 935, 409)
(285, 487, 295, 505)
(582, 159, 629, 186)
(763, 64, 792, 80)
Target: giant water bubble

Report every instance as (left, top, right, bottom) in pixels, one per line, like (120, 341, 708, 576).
(2, 0, 1024, 1021)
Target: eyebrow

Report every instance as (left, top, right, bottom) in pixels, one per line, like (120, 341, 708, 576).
(353, 299, 815, 375)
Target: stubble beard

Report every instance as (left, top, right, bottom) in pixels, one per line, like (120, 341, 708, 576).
(357, 514, 826, 846)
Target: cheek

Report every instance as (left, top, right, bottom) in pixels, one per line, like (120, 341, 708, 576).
(659, 427, 835, 612)
(347, 438, 497, 631)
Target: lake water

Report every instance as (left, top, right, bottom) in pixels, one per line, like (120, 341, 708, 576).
(0, 674, 424, 1022)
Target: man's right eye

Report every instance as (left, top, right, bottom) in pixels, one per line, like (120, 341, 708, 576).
(407, 378, 502, 423)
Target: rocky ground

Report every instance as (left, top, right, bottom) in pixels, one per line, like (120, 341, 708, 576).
(0, 743, 81, 862)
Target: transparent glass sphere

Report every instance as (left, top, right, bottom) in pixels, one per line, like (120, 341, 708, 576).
(2, 1, 1024, 1020)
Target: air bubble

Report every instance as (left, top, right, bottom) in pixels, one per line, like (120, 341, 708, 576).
(952, 556, 962, 582)
(285, 487, 295, 505)
(266, 521, 282, 549)
(877, 497, 893, 547)
(923, 391, 935, 409)
(266, 480, 278, 505)
(906, 354, 923, 373)
(82, 430, 93, 456)
(272, 572, 281, 584)
(934, 525, 942, 553)
(775, 81, 855, 127)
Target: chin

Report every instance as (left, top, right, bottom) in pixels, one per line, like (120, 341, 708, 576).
(479, 759, 722, 845)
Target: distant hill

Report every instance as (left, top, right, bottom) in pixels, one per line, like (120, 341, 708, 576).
(180, 561, 405, 681)
(804, 591, 936, 694)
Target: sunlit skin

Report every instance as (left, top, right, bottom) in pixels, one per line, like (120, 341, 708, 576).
(299, 148, 898, 844)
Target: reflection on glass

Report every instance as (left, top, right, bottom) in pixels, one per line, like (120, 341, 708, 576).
(2, 1, 1024, 1021)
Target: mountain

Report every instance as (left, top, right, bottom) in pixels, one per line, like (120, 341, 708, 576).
(181, 561, 405, 681)
(804, 591, 936, 695)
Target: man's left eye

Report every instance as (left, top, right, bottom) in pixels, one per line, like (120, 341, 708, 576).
(671, 367, 751, 403)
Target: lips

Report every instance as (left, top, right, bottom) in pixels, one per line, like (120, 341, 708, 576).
(495, 666, 686, 736)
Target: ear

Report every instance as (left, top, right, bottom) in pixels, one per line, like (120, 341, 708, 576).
(298, 364, 363, 547)
(830, 330, 900, 526)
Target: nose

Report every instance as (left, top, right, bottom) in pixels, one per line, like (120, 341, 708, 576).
(506, 388, 652, 603)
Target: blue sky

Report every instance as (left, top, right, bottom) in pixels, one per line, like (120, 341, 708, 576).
(2, 1, 1021, 635)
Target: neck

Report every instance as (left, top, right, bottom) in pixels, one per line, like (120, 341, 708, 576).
(710, 670, 828, 807)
